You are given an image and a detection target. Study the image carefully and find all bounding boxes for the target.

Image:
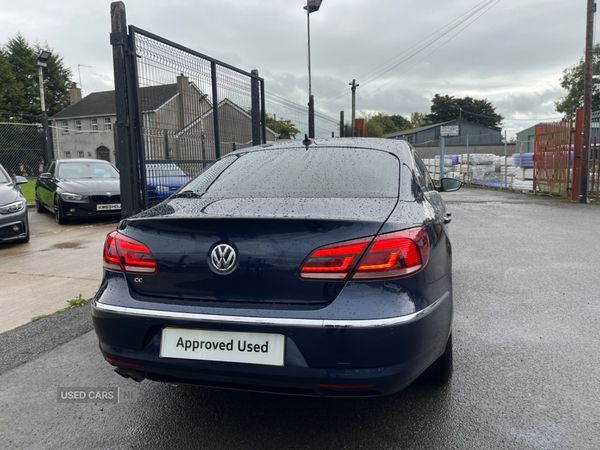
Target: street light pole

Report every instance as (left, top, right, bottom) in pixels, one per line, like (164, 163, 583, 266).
(37, 51, 53, 165)
(304, 0, 322, 139)
(307, 0, 312, 100)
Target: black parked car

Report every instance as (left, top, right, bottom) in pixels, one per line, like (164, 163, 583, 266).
(92, 138, 461, 397)
(36, 159, 121, 224)
(0, 164, 29, 244)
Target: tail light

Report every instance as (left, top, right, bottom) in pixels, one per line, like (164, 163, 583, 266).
(298, 237, 372, 280)
(298, 228, 429, 281)
(103, 230, 157, 274)
(353, 228, 429, 280)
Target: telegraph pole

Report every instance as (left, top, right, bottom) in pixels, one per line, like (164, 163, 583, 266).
(350, 79, 358, 137)
(579, 0, 595, 203)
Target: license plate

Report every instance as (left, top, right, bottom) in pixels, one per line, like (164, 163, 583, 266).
(97, 204, 121, 211)
(160, 328, 285, 366)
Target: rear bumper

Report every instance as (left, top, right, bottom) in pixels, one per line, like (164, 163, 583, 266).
(92, 278, 452, 396)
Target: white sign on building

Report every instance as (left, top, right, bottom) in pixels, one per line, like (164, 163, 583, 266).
(440, 126, 459, 137)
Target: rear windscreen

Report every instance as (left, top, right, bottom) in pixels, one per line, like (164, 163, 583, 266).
(186, 148, 399, 198)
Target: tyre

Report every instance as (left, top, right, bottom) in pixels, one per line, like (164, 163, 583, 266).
(54, 197, 68, 224)
(424, 333, 453, 384)
(35, 189, 46, 213)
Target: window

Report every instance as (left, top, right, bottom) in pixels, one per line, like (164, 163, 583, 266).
(413, 153, 436, 192)
(91, 118, 98, 131)
(48, 162, 56, 176)
(65, 151, 72, 159)
(77, 151, 84, 158)
(58, 161, 119, 180)
(104, 117, 112, 131)
(75, 120, 82, 133)
(187, 148, 400, 199)
(407, 136, 414, 143)
(62, 120, 68, 134)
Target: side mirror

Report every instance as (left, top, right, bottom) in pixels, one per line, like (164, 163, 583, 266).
(14, 176, 28, 185)
(437, 178, 463, 192)
(39, 172, 52, 180)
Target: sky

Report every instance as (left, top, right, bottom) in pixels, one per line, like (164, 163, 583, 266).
(0, 0, 592, 138)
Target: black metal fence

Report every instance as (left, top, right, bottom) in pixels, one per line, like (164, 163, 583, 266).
(110, 1, 342, 216)
(0, 122, 48, 179)
(111, 0, 268, 215)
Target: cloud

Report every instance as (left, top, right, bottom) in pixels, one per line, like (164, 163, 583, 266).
(0, 0, 587, 134)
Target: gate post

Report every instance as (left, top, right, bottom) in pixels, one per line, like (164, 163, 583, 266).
(308, 95, 315, 139)
(210, 61, 221, 159)
(110, 1, 137, 218)
(572, 109, 583, 201)
(260, 79, 267, 144)
(340, 111, 344, 137)
(251, 70, 261, 146)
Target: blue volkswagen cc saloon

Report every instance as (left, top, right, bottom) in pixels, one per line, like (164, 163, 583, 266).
(92, 138, 461, 397)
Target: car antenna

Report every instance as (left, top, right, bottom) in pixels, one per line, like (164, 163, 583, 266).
(302, 134, 314, 150)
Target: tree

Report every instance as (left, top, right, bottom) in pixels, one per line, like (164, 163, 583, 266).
(409, 111, 428, 128)
(555, 44, 600, 119)
(0, 34, 73, 122)
(365, 118, 384, 137)
(365, 112, 411, 137)
(265, 113, 300, 139)
(389, 114, 411, 131)
(0, 50, 22, 118)
(426, 94, 504, 129)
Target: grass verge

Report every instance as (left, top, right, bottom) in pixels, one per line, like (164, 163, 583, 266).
(31, 294, 88, 322)
(20, 181, 35, 202)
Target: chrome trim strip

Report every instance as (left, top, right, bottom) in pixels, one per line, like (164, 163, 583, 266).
(93, 292, 449, 329)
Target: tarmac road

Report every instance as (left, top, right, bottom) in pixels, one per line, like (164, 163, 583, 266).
(0, 188, 599, 449)
(0, 208, 118, 333)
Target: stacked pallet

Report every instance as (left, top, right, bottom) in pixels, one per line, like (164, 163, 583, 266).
(458, 154, 496, 182)
(512, 152, 534, 191)
(422, 158, 452, 181)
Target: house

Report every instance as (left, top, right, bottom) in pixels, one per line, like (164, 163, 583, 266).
(50, 87, 119, 163)
(50, 74, 276, 165)
(515, 125, 536, 153)
(173, 98, 279, 159)
(384, 119, 502, 146)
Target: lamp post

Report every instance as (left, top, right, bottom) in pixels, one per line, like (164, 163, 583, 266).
(37, 51, 52, 165)
(304, 0, 322, 139)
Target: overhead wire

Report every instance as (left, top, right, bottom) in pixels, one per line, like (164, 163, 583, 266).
(359, 0, 501, 99)
(319, 0, 498, 106)
(318, 0, 495, 104)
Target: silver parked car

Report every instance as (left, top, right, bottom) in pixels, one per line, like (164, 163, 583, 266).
(0, 164, 29, 244)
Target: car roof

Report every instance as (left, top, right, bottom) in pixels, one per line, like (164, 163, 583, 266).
(227, 137, 413, 160)
(55, 158, 113, 163)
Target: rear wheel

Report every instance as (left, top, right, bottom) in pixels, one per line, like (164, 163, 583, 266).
(54, 197, 68, 225)
(424, 333, 453, 384)
(35, 189, 46, 213)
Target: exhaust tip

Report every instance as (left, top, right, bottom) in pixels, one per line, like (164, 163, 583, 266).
(114, 366, 146, 383)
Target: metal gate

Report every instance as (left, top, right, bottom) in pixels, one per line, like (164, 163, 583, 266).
(110, 2, 267, 216)
(533, 119, 574, 198)
(589, 111, 600, 201)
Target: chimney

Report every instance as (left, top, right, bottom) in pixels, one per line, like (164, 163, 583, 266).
(177, 73, 190, 129)
(70, 86, 82, 105)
